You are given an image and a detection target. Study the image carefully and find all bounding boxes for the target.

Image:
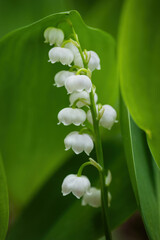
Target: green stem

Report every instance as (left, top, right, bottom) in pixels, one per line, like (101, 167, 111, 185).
(70, 24, 112, 239)
(89, 88, 112, 240)
(72, 28, 88, 68)
(77, 159, 102, 177)
(77, 162, 93, 177)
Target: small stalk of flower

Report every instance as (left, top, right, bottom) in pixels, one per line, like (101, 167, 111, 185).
(43, 23, 117, 240)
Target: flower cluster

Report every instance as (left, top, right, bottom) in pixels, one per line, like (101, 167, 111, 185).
(44, 26, 117, 208)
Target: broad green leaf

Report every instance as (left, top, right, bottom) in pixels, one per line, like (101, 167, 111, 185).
(0, 11, 117, 205)
(0, 154, 9, 240)
(120, 98, 160, 240)
(118, 0, 160, 167)
(7, 138, 137, 240)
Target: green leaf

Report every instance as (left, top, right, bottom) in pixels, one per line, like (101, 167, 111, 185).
(7, 138, 137, 240)
(0, 11, 118, 205)
(120, 97, 160, 240)
(0, 154, 9, 240)
(118, 0, 160, 167)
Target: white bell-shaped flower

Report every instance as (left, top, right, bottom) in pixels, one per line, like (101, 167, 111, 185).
(44, 27, 64, 46)
(74, 53, 84, 68)
(99, 105, 117, 130)
(62, 174, 91, 199)
(64, 42, 84, 68)
(64, 42, 79, 55)
(86, 50, 101, 71)
(54, 70, 75, 87)
(69, 91, 98, 108)
(49, 47, 74, 66)
(87, 105, 117, 130)
(82, 187, 101, 208)
(65, 75, 92, 94)
(64, 131, 94, 155)
(58, 108, 86, 126)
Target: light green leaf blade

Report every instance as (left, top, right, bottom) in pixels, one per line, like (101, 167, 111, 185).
(118, 0, 160, 167)
(6, 138, 137, 240)
(120, 98, 160, 240)
(0, 154, 9, 240)
(0, 11, 117, 205)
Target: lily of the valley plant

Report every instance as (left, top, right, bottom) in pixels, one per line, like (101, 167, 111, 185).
(44, 22, 117, 240)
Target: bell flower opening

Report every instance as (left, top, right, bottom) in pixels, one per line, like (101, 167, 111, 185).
(62, 174, 91, 199)
(82, 187, 101, 208)
(49, 47, 74, 66)
(65, 75, 92, 93)
(44, 27, 64, 46)
(64, 131, 94, 155)
(54, 70, 75, 87)
(58, 108, 86, 126)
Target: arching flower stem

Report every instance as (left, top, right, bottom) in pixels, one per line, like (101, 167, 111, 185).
(77, 158, 102, 177)
(61, 38, 80, 48)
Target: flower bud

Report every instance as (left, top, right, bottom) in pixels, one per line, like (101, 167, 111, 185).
(62, 174, 91, 199)
(82, 187, 101, 208)
(108, 192, 112, 207)
(44, 27, 64, 46)
(54, 70, 75, 87)
(87, 105, 117, 130)
(49, 47, 74, 66)
(99, 105, 117, 130)
(64, 42, 84, 68)
(105, 170, 112, 186)
(64, 131, 94, 155)
(65, 75, 92, 94)
(69, 91, 98, 108)
(58, 108, 86, 126)
(86, 50, 101, 71)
